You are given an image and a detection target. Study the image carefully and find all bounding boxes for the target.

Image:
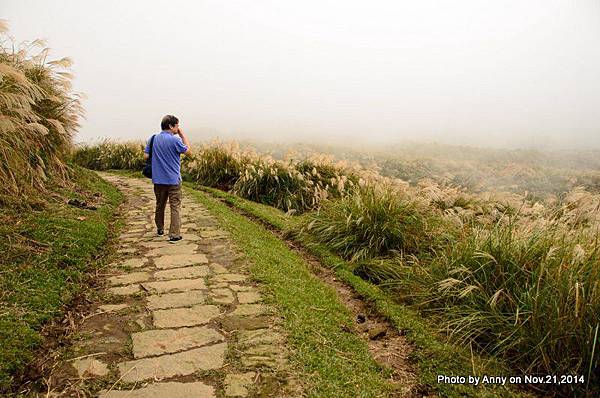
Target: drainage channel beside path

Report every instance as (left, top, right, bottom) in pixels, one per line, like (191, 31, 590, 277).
(49, 174, 298, 397)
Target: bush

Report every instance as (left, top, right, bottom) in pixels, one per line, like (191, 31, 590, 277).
(183, 142, 245, 190)
(390, 219, 600, 394)
(232, 158, 324, 212)
(299, 183, 443, 261)
(295, 158, 359, 199)
(72, 141, 145, 171)
(0, 23, 82, 205)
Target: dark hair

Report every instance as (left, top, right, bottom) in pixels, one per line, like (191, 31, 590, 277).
(161, 115, 179, 130)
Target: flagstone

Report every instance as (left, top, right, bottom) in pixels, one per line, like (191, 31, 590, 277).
(154, 254, 208, 269)
(146, 291, 206, 310)
(99, 382, 215, 398)
(147, 244, 199, 257)
(117, 258, 147, 269)
(209, 262, 228, 273)
(238, 329, 283, 347)
(142, 278, 206, 293)
(71, 357, 109, 377)
(131, 325, 224, 358)
(154, 266, 209, 280)
(231, 304, 267, 317)
(139, 240, 170, 249)
(108, 284, 141, 296)
(98, 304, 128, 313)
(210, 288, 235, 304)
(116, 343, 226, 382)
(153, 304, 220, 328)
(237, 291, 261, 304)
(109, 271, 150, 286)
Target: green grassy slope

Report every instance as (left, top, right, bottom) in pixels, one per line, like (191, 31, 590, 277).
(0, 166, 123, 392)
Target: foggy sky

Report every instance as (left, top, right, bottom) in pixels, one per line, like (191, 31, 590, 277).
(4, 0, 600, 149)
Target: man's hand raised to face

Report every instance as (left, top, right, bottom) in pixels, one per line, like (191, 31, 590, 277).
(174, 126, 191, 155)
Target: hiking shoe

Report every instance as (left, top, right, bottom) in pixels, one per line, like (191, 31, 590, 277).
(169, 235, 183, 243)
(157, 229, 164, 236)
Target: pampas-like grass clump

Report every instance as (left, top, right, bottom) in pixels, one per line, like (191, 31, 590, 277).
(0, 22, 83, 205)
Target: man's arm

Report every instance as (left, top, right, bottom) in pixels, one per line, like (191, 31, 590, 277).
(176, 128, 192, 156)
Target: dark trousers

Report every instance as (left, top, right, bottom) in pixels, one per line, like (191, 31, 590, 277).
(153, 184, 182, 237)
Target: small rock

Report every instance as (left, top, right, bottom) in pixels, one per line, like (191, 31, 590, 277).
(71, 357, 109, 377)
(98, 304, 128, 313)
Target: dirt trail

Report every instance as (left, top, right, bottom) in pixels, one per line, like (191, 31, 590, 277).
(45, 174, 298, 397)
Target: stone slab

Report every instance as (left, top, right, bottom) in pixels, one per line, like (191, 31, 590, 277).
(210, 288, 235, 304)
(98, 304, 128, 313)
(71, 357, 109, 377)
(180, 234, 202, 242)
(209, 263, 228, 274)
(231, 304, 267, 317)
(99, 381, 215, 398)
(108, 284, 141, 296)
(146, 291, 206, 310)
(153, 305, 220, 328)
(142, 278, 206, 293)
(117, 258, 147, 269)
(132, 326, 224, 358)
(109, 272, 150, 286)
(154, 266, 209, 280)
(117, 343, 226, 382)
(237, 291, 261, 304)
(147, 244, 200, 257)
(154, 254, 209, 269)
(212, 273, 247, 283)
(238, 329, 283, 347)
(139, 241, 170, 249)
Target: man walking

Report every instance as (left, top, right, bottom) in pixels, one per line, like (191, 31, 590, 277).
(144, 115, 191, 242)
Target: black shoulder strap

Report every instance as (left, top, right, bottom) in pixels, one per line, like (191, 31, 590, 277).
(148, 134, 156, 160)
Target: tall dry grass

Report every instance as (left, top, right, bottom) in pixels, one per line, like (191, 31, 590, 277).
(299, 182, 444, 261)
(183, 141, 248, 190)
(390, 214, 600, 393)
(72, 140, 145, 171)
(0, 21, 83, 205)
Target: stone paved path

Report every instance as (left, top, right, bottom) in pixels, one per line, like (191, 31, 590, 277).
(51, 174, 298, 397)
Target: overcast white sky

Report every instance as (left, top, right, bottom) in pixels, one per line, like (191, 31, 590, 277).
(4, 0, 600, 148)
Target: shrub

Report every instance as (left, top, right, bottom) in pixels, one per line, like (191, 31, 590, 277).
(390, 219, 600, 394)
(299, 183, 443, 261)
(0, 23, 82, 205)
(232, 157, 325, 212)
(183, 141, 245, 190)
(72, 141, 144, 171)
(295, 157, 359, 199)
